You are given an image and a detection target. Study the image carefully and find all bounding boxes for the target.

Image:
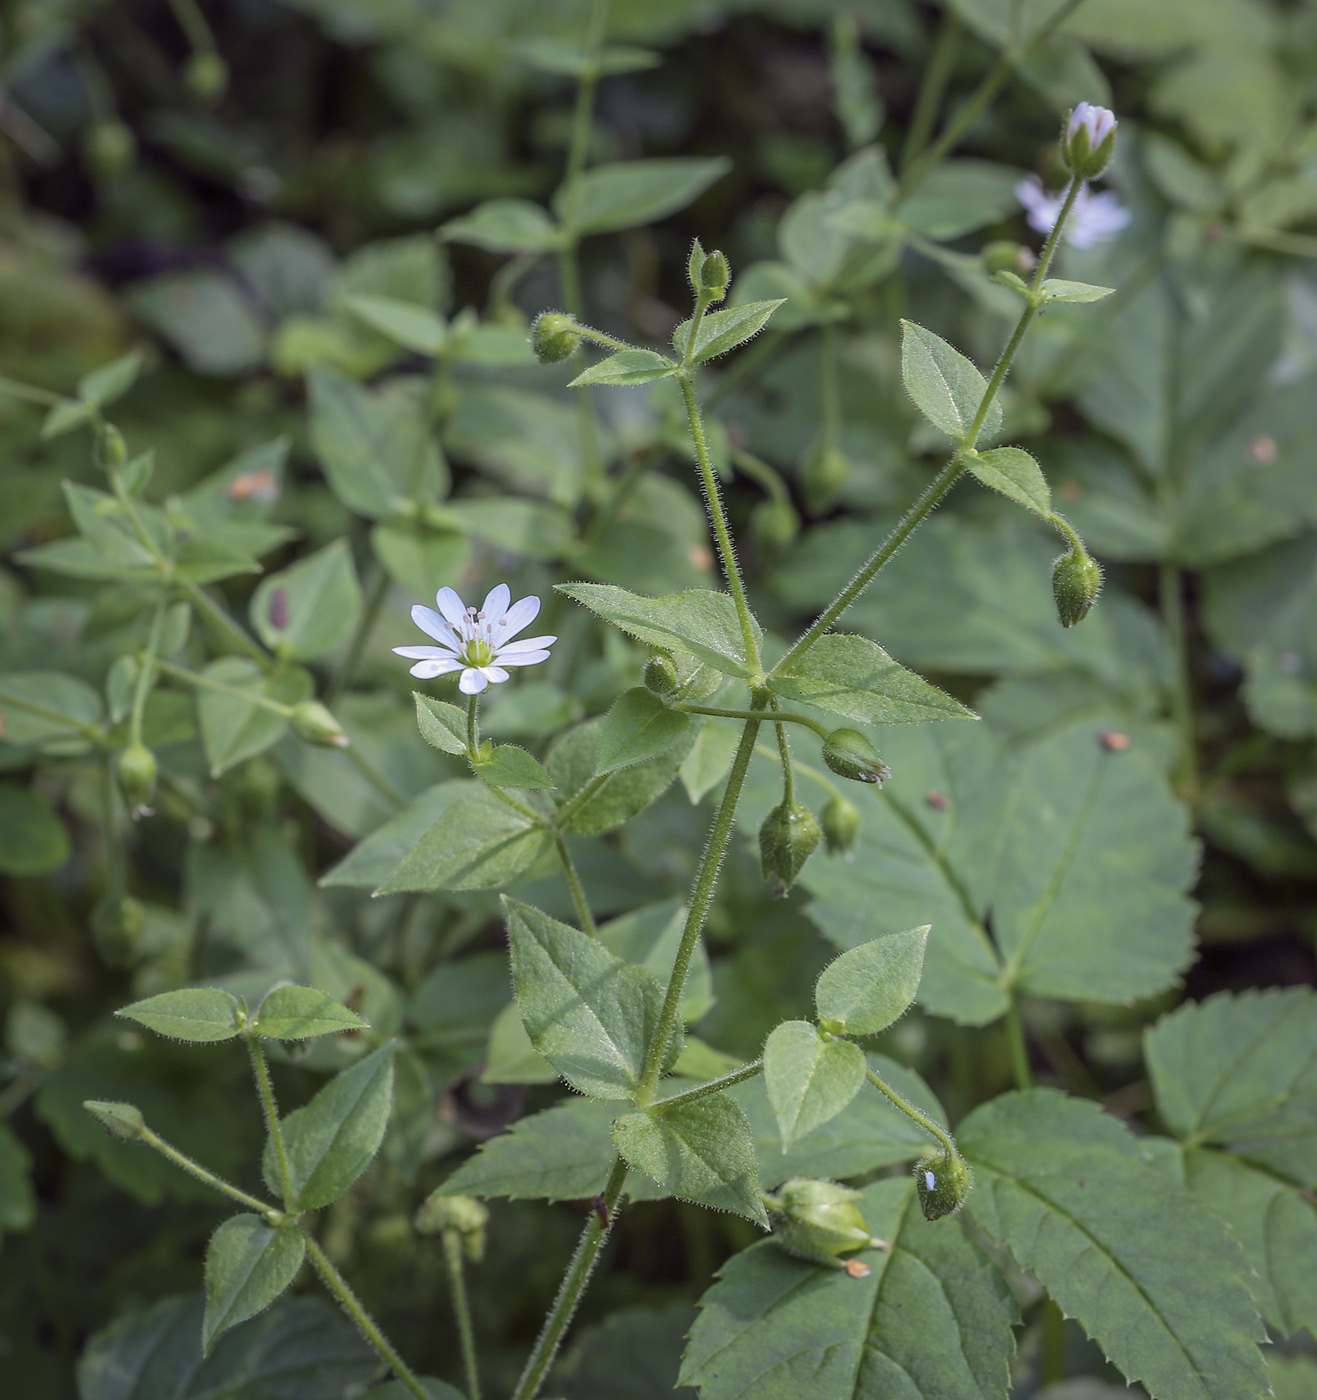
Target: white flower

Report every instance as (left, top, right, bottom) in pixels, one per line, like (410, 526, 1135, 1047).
(1015, 176, 1130, 250)
(1067, 102, 1116, 149)
(394, 584, 556, 695)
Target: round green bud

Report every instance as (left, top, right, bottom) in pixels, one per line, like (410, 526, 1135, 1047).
(1060, 102, 1118, 182)
(1051, 547, 1103, 628)
(801, 443, 849, 515)
(821, 795, 862, 856)
(415, 1192, 489, 1261)
(822, 729, 891, 786)
(915, 1152, 974, 1221)
(83, 1099, 146, 1142)
(759, 800, 822, 895)
(290, 700, 350, 749)
(186, 51, 229, 101)
(699, 249, 731, 302)
(92, 896, 146, 967)
(532, 312, 581, 364)
(96, 423, 129, 470)
(643, 651, 681, 697)
(769, 1178, 878, 1265)
(117, 743, 157, 816)
(749, 499, 800, 555)
(981, 240, 1033, 276)
(85, 120, 135, 179)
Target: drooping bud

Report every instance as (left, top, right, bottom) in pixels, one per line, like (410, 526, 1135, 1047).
(186, 51, 229, 101)
(117, 743, 158, 817)
(290, 700, 350, 748)
(759, 801, 822, 894)
(415, 1192, 489, 1262)
(822, 729, 890, 785)
(981, 240, 1035, 276)
(531, 312, 581, 364)
(915, 1152, 973, 1221)
(801, 443, 849, 515)
(643, 651, 681, 697)
(768, 1178, 880, 1266)
(821, 795, 861, 856)
(83, 1100, 146, 1141)
(749, 499, 800, 555)
(1051, 547, 1103, 628)
(1061, 103, 1117, 181)
(699, 249, 731, 302)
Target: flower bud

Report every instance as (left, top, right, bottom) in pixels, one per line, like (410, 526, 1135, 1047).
(768, 1178, 879, 1266)
(699, 249, 731, 302)
(290, 700, 349, 748)
(687, 238, 707, 293)
(1051, 547, 1102, 628)
(822, 729, 890, 785)
(84, 120, 135, 180)
(801, 443, 849, 514)
(1061, 102, 1117, 181)
(532, 312, 581, 364)
(83, 1099, 146, 1142)
(981, 241, 1035, 277)
(749, 499, 800, 555)
(186, 51, 229, 101)
(415, 1192, 489, 1261)
(821, 795, 861, 856)
(759, 801, 821, 895)
(97, 423, 129, 471)
(915, 1152, 973, 1221)
(643, 651, 681, 697)
(117, 743, 157, 817)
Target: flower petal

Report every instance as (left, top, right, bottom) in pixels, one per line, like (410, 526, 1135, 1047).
(495, 633, 555, 656)
(410, 657, 464, 679)
(436, 587, 468, 628)
(481, 667, 510, 685)
(458, 667, 489, 694)
(493, 594, 541, 644)
(497, 650, 551, 668)
(481, 583, 511, 621)
(394, 645, 450, 659)
(411, 606, 462, 650)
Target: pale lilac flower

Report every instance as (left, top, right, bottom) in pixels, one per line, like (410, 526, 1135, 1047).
(394, 584, 556, 695)
(1067, 102, 1117, 150)
(1015, 176, 1130, 250)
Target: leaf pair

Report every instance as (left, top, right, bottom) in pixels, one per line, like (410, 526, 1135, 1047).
(118, 984, 367, 1043)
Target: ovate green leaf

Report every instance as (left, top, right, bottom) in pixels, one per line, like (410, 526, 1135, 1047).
(413, 693, 468, 755)
(900, 319, 1002, 444)
(554, 158, 731, 235)
(202, 1216, 306, 1353)
(762, 1020, 866, 1151)
(253, 985, 368, 1041)
(814, 926, 928, 1035)
(0, 782, 70, 875)
(568, 349, 676, 387)
(117, 988, 244, 1043)
(441, 198, 562, 253)
(968, 446, 1052, 518)
(671, 300, 785, 363)
(597, 688, 692, 774)
(250, 540, 362, 660)
(474, 743, 555, 789)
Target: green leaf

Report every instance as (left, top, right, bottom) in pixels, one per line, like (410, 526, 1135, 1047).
(762, 1021, 866, 1151)
(768, 633, 974, 725)
(320, 782, 463, 888)
(613, 1093, 769, 1226)
(202, 1215, 306, 1353)
(899, 158, 1025, 239)
(597, 899, 713, 1024)
(250, 540, 362, 660)
(482, 1001, 557, 1085)
(78, 1293, 378, 1400)
(196, 658, 311, 777)
(264, 1043, 395, 1209)
(504, 899, 665, 1099)
(680, 716, 740, 803)
(413, 693, 469, 755)
(441, 198, 562, 253)
(0, 671, 103, 755)
(671, 300, 785, 363)
(553, 1302, 695, 1400)
(0, 782, 70, 875)
(376, 782, 551, 893)
(343, 293, 447, 355)
(568, 349, 677, 387)
(440, 1097, 620, 1201)
(1041, 277, 1114, 303)
(814, 927, 928, 1036)
(967, 446, 1052, 517)
(597, 688, 692, 774)
(558, 582, 762, 678)
(900, 319, 1002, 444)
(1144, 987, 1317, 1187)
(116, 988, 244, 1043)
(371, 519, 469, 600)
(76, 350, 144, 409)
(548, 717, 695, 835)
(554, 157, 731, 235)
(960, 1089, 1269, 1400)
(681, 1175, 1017, 1399)
(252, 985, 368, 1041)
(474, 743, 555, 789)
(0, 1124, 35, 1241)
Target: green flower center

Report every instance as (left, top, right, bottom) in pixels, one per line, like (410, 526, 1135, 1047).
(461, 639, 494, 667)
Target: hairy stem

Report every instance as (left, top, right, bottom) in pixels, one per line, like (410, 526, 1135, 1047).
(245, 1035, 295, 1211)
(137, 1124, 279, 1216)
(554, 831, 598, 938)
(865, 1066, 960, 1161)
(443, 1230, 481, 1400)
(656, 1058, 764, 1109)
(674, 702, 830, 739)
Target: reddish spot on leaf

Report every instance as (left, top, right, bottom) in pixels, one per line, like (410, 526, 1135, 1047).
(926, 790, 949, 811)
(269, 587, 288, 630)
(1099, 729, 1131, 753)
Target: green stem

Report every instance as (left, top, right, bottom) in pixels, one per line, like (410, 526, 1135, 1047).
(818, 322, 841, 450)
(443, 1230, 481, 1400)
(731, 449, 790, 506)
(329, 565, 390, 704)
(154, 658, 292, 717)
(865, 1066, 959, 1160)
(305, 1236, 433, 1400)
(1041, 1297, 1068, 1384)
(656, 1058, 764, 1109)
(772, 703, 795, 807)
(674, 702, 830, 740)
(179, 581, 273, 669)
(345, 745, 407, 810)
(678, 375, 762, 675)
(511, 1156, 628, 1400)
(245, 1035, 295, 1211)
(466, 691, 480, 760)
(166, 0, 218, 54)
(554, 832, 598, 938)
(553, 772, 610, 830)
(901, 8, 962, 173)
(638, 698, 768, 1101)
(138, 1124, 280, 1216)
(1160, 563, 1197, 802)
(754, 745, 844, 803)
(101, 757, 126, 901)
(129, 601, 167, 747)
(1004, 998, 1033, 1090)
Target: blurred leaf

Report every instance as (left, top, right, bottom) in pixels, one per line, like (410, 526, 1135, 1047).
(0, 782, 69, 875)
(202, 1215, 306, 1353)
(901, 160, 1024, 240)
(0, 1126, 34, 1243)
(554, 158, 731, 235)
(195, 658, 311, 777)
(0, 672, 103, 754)
(343, 294, 447, 355)
(250, 540, 362, 661)
(554, 1302, 696, 1400)
(442, 198, 562, 253)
